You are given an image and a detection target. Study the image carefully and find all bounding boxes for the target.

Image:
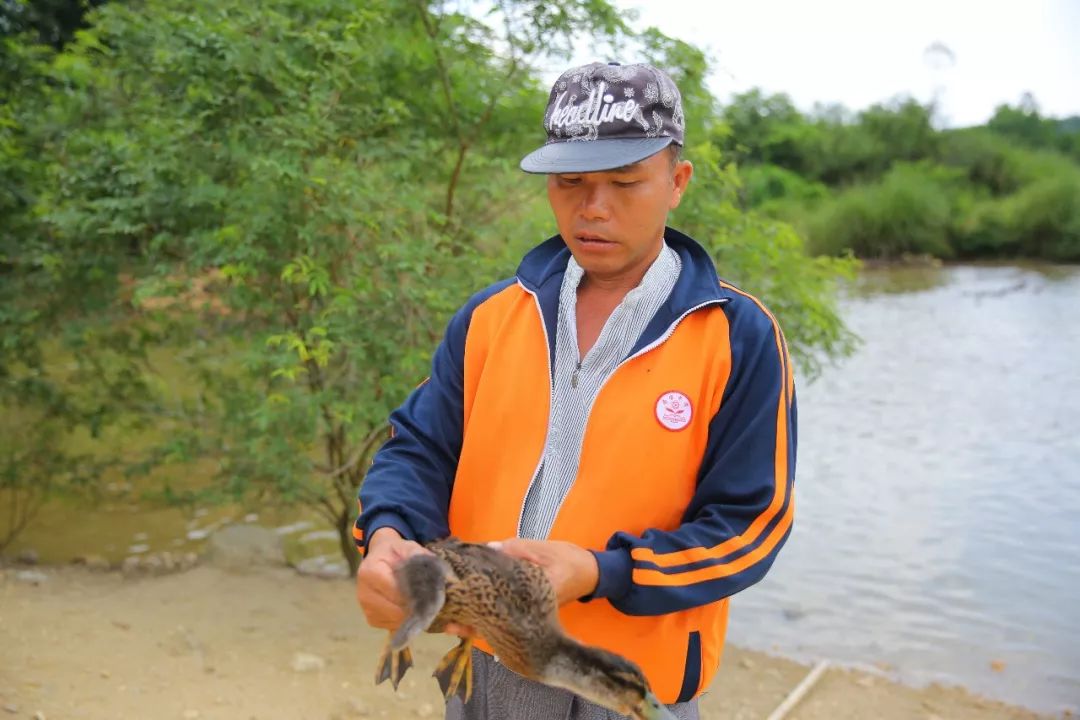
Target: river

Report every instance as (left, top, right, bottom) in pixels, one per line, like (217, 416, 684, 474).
(727, 262, 1080, 715)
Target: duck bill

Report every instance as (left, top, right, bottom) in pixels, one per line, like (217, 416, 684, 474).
(633, 691, 679, 720)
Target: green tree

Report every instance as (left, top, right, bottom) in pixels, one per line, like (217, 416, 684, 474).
(719, 89, 815, 172)
(987, 94, 1059, 150)
(857, 98, 938, 168)
(3, 0, 856, 568)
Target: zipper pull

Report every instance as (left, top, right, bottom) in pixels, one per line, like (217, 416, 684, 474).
(571, 361, 581, 389)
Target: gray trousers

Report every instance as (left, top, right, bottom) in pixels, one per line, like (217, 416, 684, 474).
(445, 649, 700, 720)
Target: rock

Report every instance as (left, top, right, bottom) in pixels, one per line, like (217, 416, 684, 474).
(296, 556, 349, 579)
(989, 659, 1007, 672)
(291, 653, 326, 673)
(73, 554, 111, 571)
(141, 554, 164, 574)
(738, 657, 755, 670)
(204, 525, 285, 571)
(2, 703, 17, 714)
(32, 712, 45, 720)
(416, 703, 434, 718)
(117, 549, 193, 577)
(121, 556, 142, 576)
(15, 570, 47, 585)
(15, 548, 39, 565)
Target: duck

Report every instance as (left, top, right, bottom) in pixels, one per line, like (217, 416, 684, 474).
(375, 538, 675, 720)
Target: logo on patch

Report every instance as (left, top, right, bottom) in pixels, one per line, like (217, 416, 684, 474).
(655, 391, 692, 431)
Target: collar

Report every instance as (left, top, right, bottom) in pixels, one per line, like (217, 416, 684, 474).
(516, 226, 731, 316)
(560, 239, 680, 303)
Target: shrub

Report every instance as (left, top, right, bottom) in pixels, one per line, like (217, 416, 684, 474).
(951, 167, 1080, 260)
(939, 129, 1077, 196)
(804, 163, 961, 259)
(1007, 172, 1080, 261)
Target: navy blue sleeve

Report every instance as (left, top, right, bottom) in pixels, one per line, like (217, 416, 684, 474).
(585, 294, 796, 615)
(355, 279, 515, 553)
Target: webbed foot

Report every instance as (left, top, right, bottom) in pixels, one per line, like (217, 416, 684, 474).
(375, 636, 414, 690)
(433, 638, 474, 703)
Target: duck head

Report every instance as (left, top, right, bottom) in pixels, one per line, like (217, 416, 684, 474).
(541, 640, 678, 719)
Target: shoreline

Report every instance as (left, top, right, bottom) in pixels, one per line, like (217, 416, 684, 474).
(0, 563, 1062, 720)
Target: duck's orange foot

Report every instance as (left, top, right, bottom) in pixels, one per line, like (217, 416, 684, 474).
(375, 637, 413, 690)
(433, 637, 474, 703)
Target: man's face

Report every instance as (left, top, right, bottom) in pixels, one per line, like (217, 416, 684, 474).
(546, 148, 693, 284)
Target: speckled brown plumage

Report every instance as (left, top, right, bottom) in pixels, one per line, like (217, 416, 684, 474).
(426, 539, 558, 674)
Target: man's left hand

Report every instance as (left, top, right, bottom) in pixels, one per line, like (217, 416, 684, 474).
(491, 538, 599, 605)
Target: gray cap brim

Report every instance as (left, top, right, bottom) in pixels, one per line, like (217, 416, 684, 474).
(520, 137, 675, 174)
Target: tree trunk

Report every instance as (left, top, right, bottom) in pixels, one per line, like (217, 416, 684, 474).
(337, 507, 361, 576)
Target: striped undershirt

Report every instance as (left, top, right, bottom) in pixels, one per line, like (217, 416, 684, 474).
(518, 240, 682, 540)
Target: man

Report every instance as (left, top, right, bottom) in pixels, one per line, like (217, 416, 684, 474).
(355, 61, 796, 720)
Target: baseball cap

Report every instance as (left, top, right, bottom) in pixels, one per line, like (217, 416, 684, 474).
(520, 61, 686, 174)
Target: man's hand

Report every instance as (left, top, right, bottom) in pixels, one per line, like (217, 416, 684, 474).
(492, 538, 599, 605)
(355, 527, 428, 630)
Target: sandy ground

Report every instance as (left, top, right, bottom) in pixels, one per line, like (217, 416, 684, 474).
(0, 563, 1055, 720)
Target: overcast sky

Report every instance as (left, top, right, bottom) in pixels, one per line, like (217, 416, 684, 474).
(554, 0, 1080, 127)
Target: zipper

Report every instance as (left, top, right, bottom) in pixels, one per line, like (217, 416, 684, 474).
(516, 282, 555, 538)
(624, 299, 728, 364)
(541, 298, 729, 527)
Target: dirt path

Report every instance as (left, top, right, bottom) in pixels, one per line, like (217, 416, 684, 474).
(0, 564, 1052, 720)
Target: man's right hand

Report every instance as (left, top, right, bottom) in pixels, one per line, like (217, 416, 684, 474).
(355, 526, 429, 630)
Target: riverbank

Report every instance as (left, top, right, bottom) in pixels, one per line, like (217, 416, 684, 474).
(0, 563, 1056, 720)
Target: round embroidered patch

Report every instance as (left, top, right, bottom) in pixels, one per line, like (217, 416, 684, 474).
(655, 391, 693, 431)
